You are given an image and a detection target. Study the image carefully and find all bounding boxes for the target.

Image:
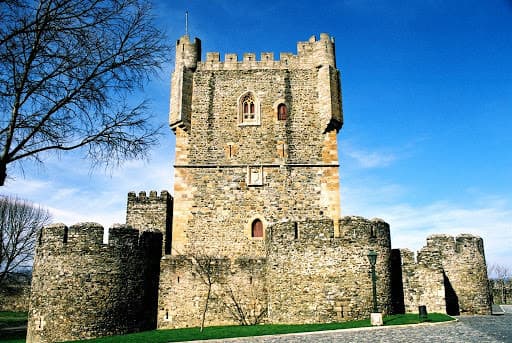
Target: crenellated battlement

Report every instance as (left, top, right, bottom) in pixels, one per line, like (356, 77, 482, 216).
(127, 190, 171, 204)
(338, 216, 391, 241)
(197, 33, 336, 71)
(28, 223, 162, 342)
(38, 222, 104, 247)
(37, 222, 162, 250)
(126, 190, 173, 254)
(424, 233, 485, 256)
(267, 216, 391, 244)
(398, 233, 491, 316)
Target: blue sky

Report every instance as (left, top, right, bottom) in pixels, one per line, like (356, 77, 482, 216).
(3, 0, 512, 271)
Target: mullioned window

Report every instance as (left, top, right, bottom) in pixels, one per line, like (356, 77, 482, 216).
(238, 91, 260, 126)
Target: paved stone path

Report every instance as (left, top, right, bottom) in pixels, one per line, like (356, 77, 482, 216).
(185, 315, 512, 343)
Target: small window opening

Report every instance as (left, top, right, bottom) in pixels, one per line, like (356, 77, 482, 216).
(177, 276, 180, 283)
(277, 104, 287, 121)
(38, 317, 42, 329)
(294, 222, 299, 240)
(251, 219, 263, 238)
(165, 310, 169, 320)
(63, 227, 68, 243)
(249, 276, 253, 284)
(370, 226, 376, 238)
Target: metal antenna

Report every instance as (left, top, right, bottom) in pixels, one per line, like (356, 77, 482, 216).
(185, 11, 189, 36)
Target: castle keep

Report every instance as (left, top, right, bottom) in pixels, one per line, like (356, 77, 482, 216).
(169, 33, 342, 258)
(26, 34, 491, 342)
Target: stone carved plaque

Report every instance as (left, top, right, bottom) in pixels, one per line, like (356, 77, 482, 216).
(247, 166, 263, 186)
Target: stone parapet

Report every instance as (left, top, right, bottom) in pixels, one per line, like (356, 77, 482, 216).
(126, 190, 172, 254)
(26, 223, 162, 343)
(197, 33, 336, 71)
(266, 217, 392, 324)
(398, 234, 491, 316)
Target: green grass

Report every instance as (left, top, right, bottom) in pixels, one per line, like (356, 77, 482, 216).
(61, 313, 453, 343)
(0, 312, 27, 329)
(0, 311, 28, 342)
(0, 313, 454, 343)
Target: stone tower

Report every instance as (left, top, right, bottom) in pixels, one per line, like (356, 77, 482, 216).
(169, 33, 343, 257)
(126, 190, 173, 254)
(27, 223, 162, 343)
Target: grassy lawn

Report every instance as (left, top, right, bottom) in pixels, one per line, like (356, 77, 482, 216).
(65, 313, 453, 343)
(0, 311, 27, 342)
(0, 312, 27, 329)
(0, 313, 454, 343)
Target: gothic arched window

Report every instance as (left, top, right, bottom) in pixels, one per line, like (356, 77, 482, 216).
(251, 219, 263, 238)
(277, 103, 287, 121)
(238, 92, 260, 125)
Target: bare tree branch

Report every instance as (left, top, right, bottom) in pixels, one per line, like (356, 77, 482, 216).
(0, 195, 51, 286)
(0, 0, 170, 185)
(188, 252, 226, 332)
(488, 263, 511, 304)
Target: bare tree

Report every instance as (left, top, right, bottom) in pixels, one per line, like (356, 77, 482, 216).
(189, 254, 225, 332)
(0, 0, 170, 185)
(488, 263, 511, 304)
(222, 284, 267, 326)
(0, 195, 51, 286)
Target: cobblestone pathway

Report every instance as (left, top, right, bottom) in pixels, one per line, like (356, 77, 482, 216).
(187, 315, 512, 343)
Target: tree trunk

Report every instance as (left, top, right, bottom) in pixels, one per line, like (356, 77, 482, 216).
(502, 281, 506, 304)
(200, 283, 211, 332)
(0, 161, 7, 186)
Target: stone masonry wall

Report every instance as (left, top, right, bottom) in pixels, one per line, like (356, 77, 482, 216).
(399, 234, 491, 316)
(0, 281, 30, 312)
(266, 217, 392, 324)
(26, 223, 162, 343)
(399, 248, 446, 314)
(157, 217, 392, 329)
(420, 234, 491, 315)
(170, 33, 343, 257)
(126, 190, 173, 254)
(158, 255, 267, 329)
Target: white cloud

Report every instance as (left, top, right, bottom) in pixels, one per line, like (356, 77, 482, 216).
(342, 182, 512, 268)
(1, 143, 173, 230)
(344, 148, 397, 168)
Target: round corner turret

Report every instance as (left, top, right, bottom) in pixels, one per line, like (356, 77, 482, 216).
(175, 35, 201, 70)
(313, 33, 336, 68)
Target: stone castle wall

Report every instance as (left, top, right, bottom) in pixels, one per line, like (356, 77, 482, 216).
(126, 190, 173, 254)
(26, 223, 162, 343)
(420, 234, 491, 315)
(267, 217, 392, 323)
(170, 33, 342, 256)
(25, 32, 494, 341)
(399, 248, 446, 314)
(158, 256, 267, 329)
(157, 217, 392, 329)
(0, 280, 30, 312)
(399, 234, 491, 315)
